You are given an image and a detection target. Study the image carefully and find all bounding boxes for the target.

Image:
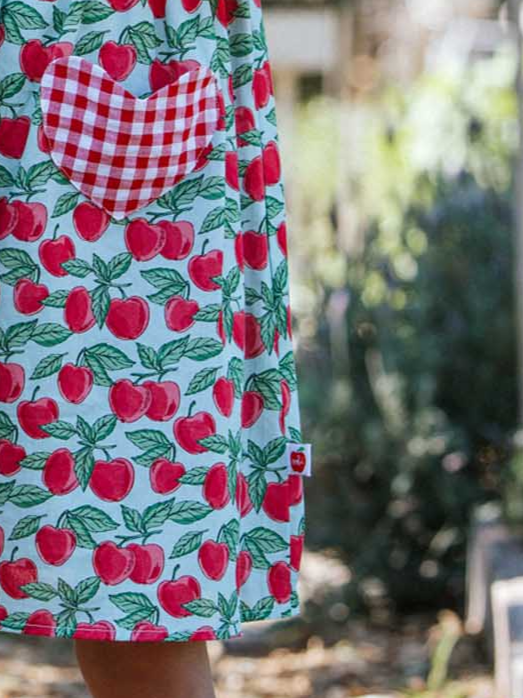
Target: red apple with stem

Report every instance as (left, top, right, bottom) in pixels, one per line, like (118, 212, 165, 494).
(92, 541, 136, 585)
(0, 362, 24, 402)
(57, 363, 94, 404)
(212, 376, 235, 417)
(267, 561, 291, 603)
(157, 564, 201, 617)
(109, 378, 152, 422)
(143, 380, 180, 421)
(150, 458, 186, 494)
(42, 448, 79, 495)
(17, 386, 59, 439)
(89, 457, 135, 501)
(203, 462, 230, 509)
(0, 547, 38, 598)
(173, 401, 216, 454)
(0, 440, 25, 476)
(35, 525, 76, 565)
(198, 539, 229, 580)
(73, 201, 110, 241)
(126, 543, 164, 584)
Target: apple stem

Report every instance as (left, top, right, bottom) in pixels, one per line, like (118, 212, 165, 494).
(187, 400, 196, 417)
(10, 546, 18, 561)
(258, 217, 269, 235)
(52, 224, 59, 240)
(171, 564, 180, 580)
(56, 512, 66, 528)
(201, 238, 210, 255)
(30, 385, 40, 402)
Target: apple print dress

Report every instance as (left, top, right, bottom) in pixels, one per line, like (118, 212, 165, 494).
(0, 0, 309, 642)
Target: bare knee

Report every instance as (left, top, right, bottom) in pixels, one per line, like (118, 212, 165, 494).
(74, 638, 215, 698)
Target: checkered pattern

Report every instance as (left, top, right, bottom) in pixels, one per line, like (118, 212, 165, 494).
(40, 56, 223, 219)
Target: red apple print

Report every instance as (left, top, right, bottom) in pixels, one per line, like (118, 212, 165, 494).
(0, 555, 38, 598)
(244, 313, 265, 358)
(158, 220, 194, 260)
(58, 363, 94, 404)
(39, 234, 75, 276)
(262, 481, 290, 523)
(232, 310, 245, 348)
(93, 541, 135, 585)
(235, 550, 252, 589)
(216, 0, 238, 27)
(212, 376, 235, 417)
(147, 0, 167, 17)
(131, 620, 169, 641)
(64, 286, 96, 333)
(194, 142, 214, 171)
(13, 278, 49, 314)
(252, 68, 271, 109)
(288, 474, 303, 506)
(149, 58, 201, 92)
(125, 218, 166, 260)
(290, 534, 304, 571)
(99, 41, 137, 81)
(108, 0, 140, 11)
(20, 39, 73, 82)
(17, 394, 59, 439)
(73, 201, 110, 241)
(244, 155, 265, 201)
(23, 609, 56, 637)
(73, 620, 116, 641)
(262, 60, 274, 94)
(198, 539, 229, 580)
(0, 440, 25, 476)
(190, 626, 217, 641)
(157, 572, 201, 617)
(174, 404, 216, 454)
(42, 449, 79, 495)
(262, 141, 281, 186)
(182, 0, 203, 12)
(217, 309, 226, 344)
(267, 561, 291, 603)
(0, 529, 4, 558)
(126, 543, 165, 584)
(0, 116, 31, 158)
(0, 25, 4, 49)
(188, 247, 223, 291)
(143, 380, 180, 421)
(228, 73, 234, 103)
(35, 525, 76, 565)
(37, 123, 51, 154)
(243, 230, 268, 270)
(276, 221, 288, 256)
(0, 362, 24, 403)
(106, 296, 150, 339)
(203, 462, 230, 509)
(11, 201, 47, 241)
(235, 472, 253, 517)
(0, 605, 7, 627)
(150, 458, 186, 494)
(0, 197, 18, 239)
(241, 390, 264, 428)
(164, 296, 199, 332)
(225, 151, 240, 190)
(279, 379, 291, 434)
(234, 233, 244, 271)
(89, 457, 135, 501)
(109, 379, 152, 422)
(235, 106, 256, 147)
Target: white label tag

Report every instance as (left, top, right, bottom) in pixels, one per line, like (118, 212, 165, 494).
(286, 442, 312, 477)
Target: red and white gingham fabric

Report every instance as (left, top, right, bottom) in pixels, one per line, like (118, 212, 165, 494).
(40, 56, 223, 219)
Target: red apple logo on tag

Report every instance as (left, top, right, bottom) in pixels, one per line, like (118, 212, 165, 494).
(290, 447, 307, 473)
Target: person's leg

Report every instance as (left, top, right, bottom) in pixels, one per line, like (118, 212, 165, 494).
(74, 638, 216, 698)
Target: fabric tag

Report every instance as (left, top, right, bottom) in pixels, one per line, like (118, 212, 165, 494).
(286, 442, 312, 477)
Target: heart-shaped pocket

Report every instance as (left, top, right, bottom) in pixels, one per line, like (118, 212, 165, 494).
(40, 56, 223, 220)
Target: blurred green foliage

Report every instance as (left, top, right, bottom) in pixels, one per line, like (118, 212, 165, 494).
(295, 50, 521, 613)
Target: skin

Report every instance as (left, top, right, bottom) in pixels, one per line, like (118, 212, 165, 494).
(74, 638, 217, 698)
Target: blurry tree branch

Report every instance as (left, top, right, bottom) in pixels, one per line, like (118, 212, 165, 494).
(509, 0, 523, 424)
